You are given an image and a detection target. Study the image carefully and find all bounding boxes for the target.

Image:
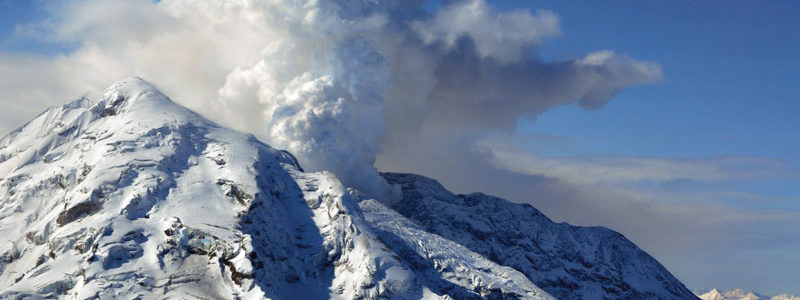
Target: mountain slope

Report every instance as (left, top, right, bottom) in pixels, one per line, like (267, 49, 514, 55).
(697, 289, 800, 300)
(0, 77, 553, 299)
(376, 172, 699, 300)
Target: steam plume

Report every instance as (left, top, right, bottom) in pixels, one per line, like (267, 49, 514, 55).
(0, 0, 662, 198)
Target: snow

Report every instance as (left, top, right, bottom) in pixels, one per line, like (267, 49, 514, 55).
(0, 77, 696, 299)
(0, 77, 550, 299)
(377, 172, 699, 300)
(359, 199, 553, 299)
(697, 289, 800, 300)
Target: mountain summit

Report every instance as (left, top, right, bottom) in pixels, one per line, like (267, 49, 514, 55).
(0, 78, 695, 299)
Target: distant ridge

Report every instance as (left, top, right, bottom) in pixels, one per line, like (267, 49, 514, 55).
(697, 289, 800, 300)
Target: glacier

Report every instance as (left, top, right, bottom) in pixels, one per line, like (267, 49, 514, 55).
(0, 77, 696, 299)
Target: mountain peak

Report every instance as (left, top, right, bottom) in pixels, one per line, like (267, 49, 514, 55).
(104, 76, 156, 93)
(97, 76, 182, 118)
(102, 76, 168, 103)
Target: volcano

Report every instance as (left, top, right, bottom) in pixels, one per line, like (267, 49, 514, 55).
(0, 78, 696, 299)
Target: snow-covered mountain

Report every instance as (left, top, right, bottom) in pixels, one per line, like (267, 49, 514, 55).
(0, 77, 695, 299)
(697, 289, 800, 300)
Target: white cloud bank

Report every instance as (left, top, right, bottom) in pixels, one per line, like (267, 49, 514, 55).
(0, 0, 661, 199)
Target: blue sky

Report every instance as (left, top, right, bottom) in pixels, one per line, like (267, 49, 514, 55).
(1, 0, 798, 296)
(509, 1, 800, 293)
(514, 0, 800, 195)
(508, 1, 800, 179)
(498, 1, 800, 293)
(427, 0, 800, 294)
(0, 1, 50, 53)
(484, 1, 800, 204)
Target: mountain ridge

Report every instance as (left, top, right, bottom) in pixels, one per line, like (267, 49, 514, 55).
(696, 289, 800, 300)
(0, 77, 695, 299)
(376, 172, 698, 300)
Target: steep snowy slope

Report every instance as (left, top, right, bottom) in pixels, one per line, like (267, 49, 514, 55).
(376, 173, 699, 300)
(0, 77, 553, 299)
(358, 198, 551, 299)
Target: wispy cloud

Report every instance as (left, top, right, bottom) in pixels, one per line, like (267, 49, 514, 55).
(477, 137, 794, 185)
(468, 133, 800, 288)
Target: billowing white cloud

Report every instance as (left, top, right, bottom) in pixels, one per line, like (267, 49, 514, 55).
(0, 0, 662, 199)
(411, 0, 561, 62)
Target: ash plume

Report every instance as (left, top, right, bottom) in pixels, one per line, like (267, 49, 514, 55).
(0, 0, 662, 199)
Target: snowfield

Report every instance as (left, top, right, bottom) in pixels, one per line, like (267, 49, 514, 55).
(0, 78, 695, 299)
(697, 289, 800, 300)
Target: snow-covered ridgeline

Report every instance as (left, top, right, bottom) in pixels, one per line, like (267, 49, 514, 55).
(0, 78, 553, 299)
(697, 289, 800, 300)
(377, 172, 698, 300)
